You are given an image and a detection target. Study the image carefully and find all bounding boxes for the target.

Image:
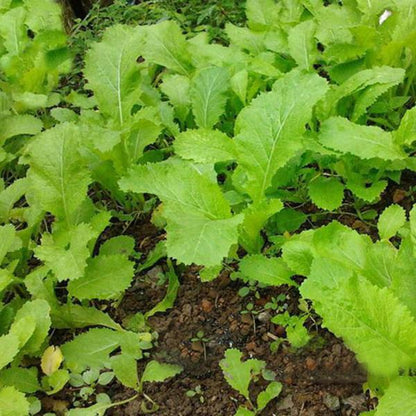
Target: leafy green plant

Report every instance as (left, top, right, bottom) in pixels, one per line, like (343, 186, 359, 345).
(220, 349, 282, 416)
(275, 204, 416, 411)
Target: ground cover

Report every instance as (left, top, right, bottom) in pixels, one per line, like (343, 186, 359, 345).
(1, 0, 416, 415)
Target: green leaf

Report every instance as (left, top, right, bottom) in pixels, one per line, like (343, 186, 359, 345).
(318, 67, 405, 120)
(0, 386, 30, 416)
(99, 236, 135, 256)
(84, 25, 144, 125)
(301, 268, 416, 377)
(239, 255, 295, 287)
(67, 396, 112, 416)
(25, 123, 90, 225)
(235, 70, 328, 202)
(51, 304, 122, 331)
(271, 208, 307, 233)
(378, 204, 406, 240)
(119, 161, 243, 266)
(110, 354, 138, 389)
(191, 67, 230, 129)
(257, 381, 282, 411)
(61, 329, 142, 373)
(246, 0, 278, 30)
(0, 224, 20, 263)
(68, 254, 134, 300)
(234, 408, 256, 416)
(35, 223, 96, 281)
(11, 299, 51, 355)
(0, 367, 40, 393)
(319, 117, 407, 161)
(239, 199, 283, 253)
(160, 74, 191, 122)
(145, 262, 179, 319)
(308, 176, 345, 211)
(175, 129, 237, 164)
(141, 360, 182, 384)
(220, 348, 265, 400)
(0, 333, 20, 370)
(142, 21, 192, 75)
(394, 107, 416, 147)
(43, 369, 69, 395)
(375, 377, 416, 416)
(288, 20, 317, 70)
(0, 115, 42, 142)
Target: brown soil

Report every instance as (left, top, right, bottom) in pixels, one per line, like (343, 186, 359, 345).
(105, 262, 372, 416)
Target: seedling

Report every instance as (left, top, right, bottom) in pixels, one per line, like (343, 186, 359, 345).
(241, 303, 260, 334)
(220, 349, 282, 415)
(264, 294, 287, 312)
(186, 385, 205, 403)
(191, 331, 210, 361)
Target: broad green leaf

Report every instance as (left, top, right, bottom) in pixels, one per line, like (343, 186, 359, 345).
(246, 0, 278, 30)
(239, 199, 283, 253)
(0, 115, 42, 143)
(346, 177, 388, 202)
(43, 369, 70, 395)
(220, 349, 265, 400)
(142, 21, 192, 75)
(119, 161, 243, 266)
(319, 117, 406, 161)
(84, 25, 144, 125)
(394, 107, 416, 146)
(110, 354, 138, 388)
(61, 329, 125, 373)
(257, 381, 282, 411)
(318, 67, 405, 120)
(375, 377, 416, 416)
(288, 20, 317, 70)
(0, 7, 27, 56)
(301, 271, 416, 377)
(0, 367, 40, 393)
(239, 255, 295, 287)
(25, 123, 90, 225)
(141, 360, 182, 384)
(175, 129, 237, 164)
(225, 24, 266, 55)
(281, 230, 315, 276)
(308, 176, 345, 211)
(191, 67, 230, 129)
(378, 204, 406, 240)
(0, 224, 19, 263)
(68, 254, 134, 300)
(230, 69, 248, 104)
(160, 74, 191, 122)
(51, 304, 122, 331)
(0, 178, 28, 222)
(25, 0, 62, 32)
(11, 299, 51, 355)
(99, 236, 135, 256)
(35, 223, 96, 281)
(271, 207, 307, 233)
(235, 70, 328, 202)
(0, 333, 20, 370)
(312, 222, 370, 271)
(0, 386, 30, 416)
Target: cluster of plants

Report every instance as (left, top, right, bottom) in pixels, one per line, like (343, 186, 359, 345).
(2, 0, 416, 414)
